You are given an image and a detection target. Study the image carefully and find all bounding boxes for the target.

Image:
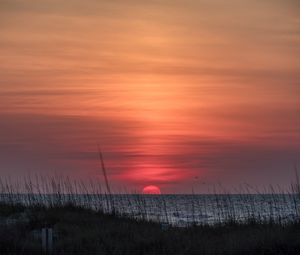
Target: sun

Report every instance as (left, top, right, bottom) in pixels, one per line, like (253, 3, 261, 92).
(142, 185, 161, 195)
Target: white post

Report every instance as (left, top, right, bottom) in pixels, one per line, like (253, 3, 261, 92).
(41, 228, 53, 254)
(48, 228, 53, 254)
(42, 228, 47, 253)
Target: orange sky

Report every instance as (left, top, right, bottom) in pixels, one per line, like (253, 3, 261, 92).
(0, 0, 299, 193)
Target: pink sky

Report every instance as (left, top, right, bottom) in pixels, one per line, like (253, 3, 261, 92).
(0, 0, 299, 193)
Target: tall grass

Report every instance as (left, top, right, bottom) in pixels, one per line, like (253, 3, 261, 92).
(0, 173, 299, 226)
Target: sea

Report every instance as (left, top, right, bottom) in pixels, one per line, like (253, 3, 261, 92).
(1, 193, 299, 226)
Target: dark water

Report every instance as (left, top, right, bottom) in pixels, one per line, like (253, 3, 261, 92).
(1, 194, 299, 225)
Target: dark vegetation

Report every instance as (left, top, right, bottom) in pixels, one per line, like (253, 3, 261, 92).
(0, 202, 299, 255)
(0, 167, 299, 254)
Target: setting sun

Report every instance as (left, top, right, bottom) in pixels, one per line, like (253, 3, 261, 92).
(142, 185, 161, 195)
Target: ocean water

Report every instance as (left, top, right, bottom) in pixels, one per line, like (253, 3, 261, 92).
(1, 194, 299, 226)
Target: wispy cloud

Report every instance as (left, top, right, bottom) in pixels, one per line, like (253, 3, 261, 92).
(0, 0, 299, 192)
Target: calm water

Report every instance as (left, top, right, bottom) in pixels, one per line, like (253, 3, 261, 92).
(1, 194, 299, 226)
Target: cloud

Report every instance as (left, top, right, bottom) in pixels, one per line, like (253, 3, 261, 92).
(0, 0, 299, 192)
(0, 113, 299, 191)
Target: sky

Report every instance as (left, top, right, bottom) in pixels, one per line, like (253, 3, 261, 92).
(0, 0, 299, 193)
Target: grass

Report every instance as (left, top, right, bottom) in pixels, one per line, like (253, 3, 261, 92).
(0, 173, 299, 254)
(0, 203, 299, 255)
(1, 175, 299, 225)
